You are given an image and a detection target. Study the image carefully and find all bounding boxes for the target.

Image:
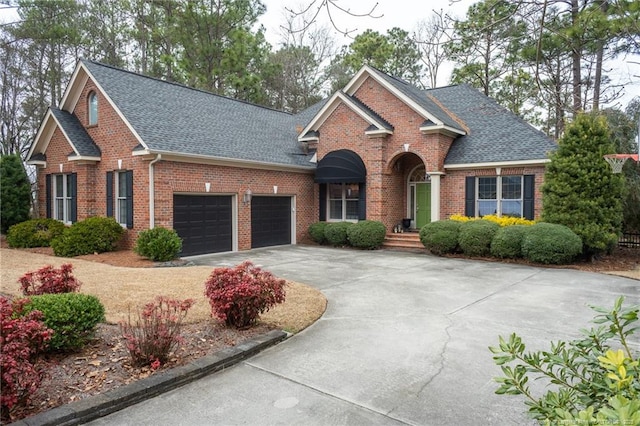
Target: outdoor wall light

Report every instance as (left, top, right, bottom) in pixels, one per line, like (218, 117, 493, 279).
(243, 189, 252, 204)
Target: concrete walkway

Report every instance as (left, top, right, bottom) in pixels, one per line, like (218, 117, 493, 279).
(88, 246, 639, 426)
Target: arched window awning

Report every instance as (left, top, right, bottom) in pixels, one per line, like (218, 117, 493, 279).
(315, 149, 366, 183)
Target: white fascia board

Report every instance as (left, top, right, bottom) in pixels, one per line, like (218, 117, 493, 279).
(298, 135, 319, 142)
(420, 124, 466, 136)
(445, 159, 551, 170)
(345, 65, 446, 128)
(132, 149, 316, 174)
(365, 129, 393, 137)
(27, 109, 55, 160)
(68, 155, 101, 162)
(298, 91, 390, 141)
(26, 159, 46, 167)
(60, 62, 88, 110)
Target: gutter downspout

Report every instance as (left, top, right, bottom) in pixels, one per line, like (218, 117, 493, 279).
(148, 154, 161, 229)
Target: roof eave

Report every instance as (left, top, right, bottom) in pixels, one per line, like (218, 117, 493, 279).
(68, 155, 101, 163)
(444, 158, 551, 170)
(365, 129, 393, 137)
(420, 125, 466, 137)
(132, 149, 316, 173)
(26, 160, 46, 167)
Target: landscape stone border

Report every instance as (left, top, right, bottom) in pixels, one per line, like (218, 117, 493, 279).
(13, 330, 288, 426)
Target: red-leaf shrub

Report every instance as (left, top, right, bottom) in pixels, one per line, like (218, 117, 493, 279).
(18, 263, 81, 295)
(204, 261, 286, 329)
(119, 296, 195, 367)
(0, 297, 52, 420)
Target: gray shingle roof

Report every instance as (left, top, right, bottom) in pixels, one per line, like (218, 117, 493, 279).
(426, 84, 557, 165)
(349, 94, 394, 130)
(82, 60, 316, 169)
(50, 107, 101, 158)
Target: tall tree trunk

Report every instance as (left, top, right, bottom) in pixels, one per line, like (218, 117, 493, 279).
(592, 0, 608, 111)
(571, 0, 582, 113)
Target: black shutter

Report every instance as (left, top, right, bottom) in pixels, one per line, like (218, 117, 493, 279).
(464, 176, 476, 217)
(69, 173, 77, 223)
(45, 174, 52, 218)
(319, 184, 326, 221)
(106, 171, 113, 217)
(125, 170, 133, 229)
(358, 182, 366, 220)
(523, 175, 535, 220)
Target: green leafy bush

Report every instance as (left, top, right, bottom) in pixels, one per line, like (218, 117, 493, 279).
(6, 219, 66, 248)
(490, 225, 528, 259)
(51, 216, 124, 257)
(324, 222, 354, 246)
(134, 227, 182, 261)
(521, 222, 582, 264)
(204, 261, 286, 329)
(419, 220, 461, 255)
(458, 219, 500, 257)
(0, 154, 32, 234)
(347, 220, 386, 249)
(17, 293, 105, 352)
(308, 222, 328, 245)
(490, 296, 639, 424)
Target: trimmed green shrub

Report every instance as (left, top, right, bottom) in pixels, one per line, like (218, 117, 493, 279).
(0, 154, 32, 234)
(419, 220, 461, 255)
(347, 220, 386, 249)
(490, 225, 528, 259)
(324, 222, 354, 246)
(308, 222, 328, 245)
(6, 219, 66, 248)
(521, 222, 583, 264)
(17, 293, 105, 352)
(51, 216, 124, 257)
(134, 227, 182, 261)
(458, 219, 500, 257)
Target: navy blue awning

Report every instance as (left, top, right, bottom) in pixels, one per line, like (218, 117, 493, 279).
(315, 149, 366, 183)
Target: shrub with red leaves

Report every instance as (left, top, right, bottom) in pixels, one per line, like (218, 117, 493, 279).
(0, 296, 53, 421)
(204, 261, 286, 329)
(18, 263, 81, 295)
(120, 296, 195, 367)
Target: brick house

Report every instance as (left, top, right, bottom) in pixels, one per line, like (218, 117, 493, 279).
(27, 60, 556, 256)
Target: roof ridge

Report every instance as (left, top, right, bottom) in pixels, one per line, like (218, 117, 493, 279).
(425, 92, 471, 134)
(81, 59, 293, 116)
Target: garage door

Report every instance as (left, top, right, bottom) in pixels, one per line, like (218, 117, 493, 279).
(251, 196, 291, 249)
(173, 195, 232, 256)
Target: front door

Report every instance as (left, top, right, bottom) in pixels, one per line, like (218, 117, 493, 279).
(415, 183, 431, 228)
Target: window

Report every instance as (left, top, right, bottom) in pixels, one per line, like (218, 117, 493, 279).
(476, 176, 523, 217)
(88, 92, 98, 125)
(106, 170, 133, 228)
(46, 174, 76, 224)
(328, 183, 359, 221)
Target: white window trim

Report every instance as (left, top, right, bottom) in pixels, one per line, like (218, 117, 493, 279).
(115, 171, 127, 227)
(476, 176, 523, 218)
(53, 174, 72, 224)
(327, 183, 359, 222)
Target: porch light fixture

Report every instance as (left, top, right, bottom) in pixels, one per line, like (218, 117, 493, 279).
(243, 189, 252, 204)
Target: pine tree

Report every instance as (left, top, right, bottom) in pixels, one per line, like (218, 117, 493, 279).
(0, 154, 32, 233)
(542, 113, 624, 256)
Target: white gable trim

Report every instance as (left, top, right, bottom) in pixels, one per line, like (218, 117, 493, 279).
(344, 65, 465, 136)
(26, 109, 56, 162)
(61, 61, 148, 150)
(297, 91, 392, 142)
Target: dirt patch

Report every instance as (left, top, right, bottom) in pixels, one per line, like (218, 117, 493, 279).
(0, 246, 326, 423)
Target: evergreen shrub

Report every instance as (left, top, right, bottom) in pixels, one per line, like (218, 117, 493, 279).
(324, 222, 353, 246)
(0, 154, 32, 234)
(308, 222, 328, 245)
(134, 227, 182, 261)
(51, 216, 124, 257)
(419, 220, 461, 255)
(17, 293, 105, 352)
(458, 219, 500, 257)
(347, 220, 386, 249)
(6, 219, 66, 248)
(490, 225, 528, 259)
(521, 223, 582, 264)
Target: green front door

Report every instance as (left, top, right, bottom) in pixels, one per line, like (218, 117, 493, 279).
(416, 183, 431, 228)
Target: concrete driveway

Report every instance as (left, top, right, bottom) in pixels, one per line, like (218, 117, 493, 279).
(88, 246, 639, 425)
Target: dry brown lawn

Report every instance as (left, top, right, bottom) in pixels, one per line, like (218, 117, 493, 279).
(0, 248, 326, 333)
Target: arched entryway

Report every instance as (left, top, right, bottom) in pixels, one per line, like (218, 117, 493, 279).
(407, 165, 431, 229)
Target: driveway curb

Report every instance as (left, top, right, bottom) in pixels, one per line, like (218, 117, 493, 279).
(14, 330, 288, 426)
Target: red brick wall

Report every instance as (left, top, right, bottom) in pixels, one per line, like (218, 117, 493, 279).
(36, 75, 317, 251)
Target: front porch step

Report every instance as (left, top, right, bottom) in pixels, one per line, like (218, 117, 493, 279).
(382, 232, 425, 250)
